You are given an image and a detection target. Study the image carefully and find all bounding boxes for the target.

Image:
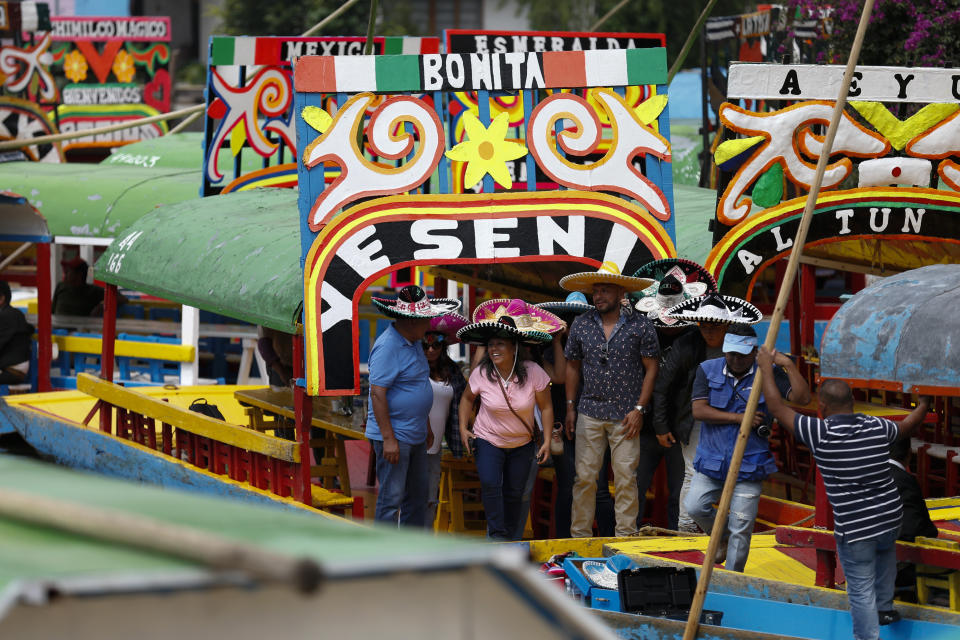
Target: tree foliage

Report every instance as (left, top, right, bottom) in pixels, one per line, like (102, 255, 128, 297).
(510, 0, 750, 69)
(788, 0, 960, 66)
(216, 0, 373, 37)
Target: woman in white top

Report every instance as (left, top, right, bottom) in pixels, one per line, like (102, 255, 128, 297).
(423, 313, 468, 529)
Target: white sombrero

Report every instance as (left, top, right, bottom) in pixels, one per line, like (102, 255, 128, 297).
(371, 285, 461, 319)
(559, 261, 654, 294)
(664, 292, 762, 325)
(632, 259, 717, 328)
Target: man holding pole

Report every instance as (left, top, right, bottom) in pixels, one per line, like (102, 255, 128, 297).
(758, 347, 931, 640)
(675, 312, 810, 571)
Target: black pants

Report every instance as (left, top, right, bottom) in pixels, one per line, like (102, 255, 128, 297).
(635, 431, 685, 530)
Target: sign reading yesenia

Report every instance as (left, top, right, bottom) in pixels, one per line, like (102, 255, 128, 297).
(293, 47, 676, 394)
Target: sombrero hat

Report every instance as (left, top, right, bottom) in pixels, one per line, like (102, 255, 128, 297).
(371, 285, 461, 319)
(664, 292, 762, 325)
(457, 315, 553, 345)
(536, 291, 595, 315)
(632, 259, 717, 328)
(559, 261, 654, 294)
(427, 312, 469, 344)
(472, 298, 565, 334)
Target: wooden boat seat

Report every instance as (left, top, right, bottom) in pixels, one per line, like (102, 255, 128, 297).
(310, 484, 355, 510)
(915, 536, 960, 611)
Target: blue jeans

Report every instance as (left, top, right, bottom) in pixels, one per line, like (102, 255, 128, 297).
(371, 439, 428, 527)
(683, 471, 761, 572)
(425, 452, 442, 530)
(836, 528, 899, 640)
(475, 438, 535, 541)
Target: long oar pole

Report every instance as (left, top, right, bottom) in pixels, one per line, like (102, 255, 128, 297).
(667, 0, 721, 84)
(681, 2, 877, 638)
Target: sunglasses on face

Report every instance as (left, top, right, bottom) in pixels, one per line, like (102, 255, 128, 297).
(422, 335, 447, 350)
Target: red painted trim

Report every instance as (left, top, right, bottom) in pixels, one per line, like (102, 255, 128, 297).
(777, 526, 960, 570)
(35, 242, 51, 392)
(99, 284, 118, 434)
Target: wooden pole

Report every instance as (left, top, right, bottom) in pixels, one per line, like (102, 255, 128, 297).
(0, 104, 204, 152)
(590, 0, 631, 31)
(0, 242, 32, 273)
(302, 0, 363, 37)
(168, 109, 202, 135)
(0, 488, 323, 592)
(667, 0, 721, 84)
(681, 1, 877, 637)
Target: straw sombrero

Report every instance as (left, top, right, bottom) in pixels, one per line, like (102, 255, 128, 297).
(371, 285, 461, 319)
(664, 292, 762, 325)
(536, 291, 595, 316)
(457, 315, 553, 345)
(427, 312, 469, 344)
(559, 261, 654, 294)
(472, 298, 565, 334)
(632, 259, 717, 328)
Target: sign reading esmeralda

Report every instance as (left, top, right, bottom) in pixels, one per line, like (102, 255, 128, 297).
(293, 48, 667, 93)
(728, 63, 960, 102)
(446, 29, 664, 54)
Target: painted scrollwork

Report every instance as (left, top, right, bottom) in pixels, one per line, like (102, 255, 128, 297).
(301, 92, 444, 230)
(526, 89, 672, 220)
(0, 34, 57, 102)
(205, 66, 294, 183)
(716, 102, 890, 226)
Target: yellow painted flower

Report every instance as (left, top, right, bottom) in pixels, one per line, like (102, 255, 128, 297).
(64, 49, 88, 83)
(112, 49, 135, 83)
(445, 111, 527, 189)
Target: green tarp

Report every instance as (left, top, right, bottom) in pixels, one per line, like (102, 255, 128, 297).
(95, 188, 302, 333)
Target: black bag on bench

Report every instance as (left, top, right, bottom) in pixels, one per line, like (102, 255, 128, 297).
(188, 398, 225, 421)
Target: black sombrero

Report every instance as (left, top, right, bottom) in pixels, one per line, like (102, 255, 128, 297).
(371, 285, 461, 319)
(664, 292, 762, 325)
(535, 291, 595, 315)
(631, 259, 718, 328)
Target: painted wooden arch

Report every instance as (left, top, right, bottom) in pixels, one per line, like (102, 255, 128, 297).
(705, 188, 960, 299)
(304, 190, 675, 395)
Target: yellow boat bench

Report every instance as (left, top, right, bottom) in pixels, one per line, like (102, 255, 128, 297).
(74, 374, 354, 513)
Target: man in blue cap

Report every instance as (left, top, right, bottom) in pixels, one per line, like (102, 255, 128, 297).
(684, 323, 810, 571)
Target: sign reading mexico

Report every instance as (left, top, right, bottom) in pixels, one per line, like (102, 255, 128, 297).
(293, 48, 677, 395)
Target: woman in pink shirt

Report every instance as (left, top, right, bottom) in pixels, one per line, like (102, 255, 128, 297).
(457, 314, 554, 540)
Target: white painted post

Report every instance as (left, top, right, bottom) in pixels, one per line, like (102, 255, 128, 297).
(180, 304, 199, 385)
(447, 278, 460, 362)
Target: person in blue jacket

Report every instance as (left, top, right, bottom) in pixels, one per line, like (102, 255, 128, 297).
(684, 322, 810, 571)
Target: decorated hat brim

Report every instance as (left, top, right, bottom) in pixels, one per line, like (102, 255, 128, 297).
(631, 258, 718, 291)
(471, 298, 566, 333)
(371, 296, 461, 319)
(535, 300, 595, 315)
(427, 312, 469, 343)
(559, 272, 655, 294)
(456, 322, 553, 345)
(664, 294, 763, 325)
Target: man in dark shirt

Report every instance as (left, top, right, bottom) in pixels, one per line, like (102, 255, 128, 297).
(560, 262, 659, 537)
(760, 351, 930, 640)
(0, 281, 32, 384)
(52, 257, 105, 316)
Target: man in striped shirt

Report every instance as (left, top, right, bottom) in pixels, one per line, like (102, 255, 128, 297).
(758, 346, 931, 640)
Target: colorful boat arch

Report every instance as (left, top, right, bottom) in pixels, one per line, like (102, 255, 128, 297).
(303, 190, 675, 395)
(705, 187, 960, 299)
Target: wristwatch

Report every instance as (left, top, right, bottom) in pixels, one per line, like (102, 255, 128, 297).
(634, 404, 648, 414)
